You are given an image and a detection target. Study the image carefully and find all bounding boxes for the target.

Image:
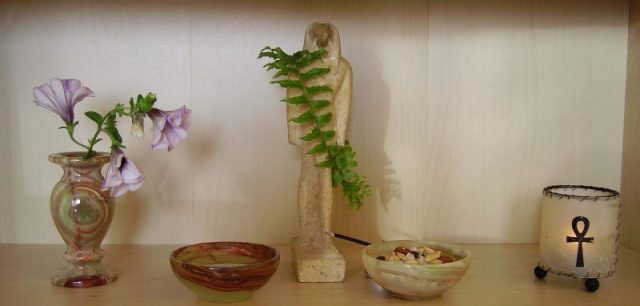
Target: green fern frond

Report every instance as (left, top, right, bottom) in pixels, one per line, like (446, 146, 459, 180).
(260, 46, 370, 209)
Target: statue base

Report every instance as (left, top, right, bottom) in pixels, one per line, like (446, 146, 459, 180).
(291, 236, 346, 282)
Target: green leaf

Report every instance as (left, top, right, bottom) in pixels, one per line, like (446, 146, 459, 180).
(317, 112, 332, 126)
(263, 60, 296, 72)
(273, 47, 290, 60)
(332, 168, 343, 186)
(301, 68, 330, 81)
(327, 144, 339, 155)
(300, 127, 321, 141)
(347, 160, 358, 168)
(283, 95, 308, 105)
(290, 111, 315, 123)
(137, 92, 156, 113)
(307, 143, 327, 154)
(310, 99, 330, 111)
(104, 126, 123, 144)
(291, 50, 305, 61)
(114, 103, 126, 114)
(296, 53, 314, 67)
(322, 130, 336, 140)
(105, 113, 117, 126)
(313, 48, 327, 57)
(315, 159, 334, 168)
(258, 48, 278, 59)
(273, 70, 290, 78)
(297, 49, 327, 66)
(271, 79, 304, 89)
(144, 92, 157, 110)
(336, 155, 357, 170)
(84, 111, 103, 125)
(306, 86, 333, 95)
(259, 47, 289, 60)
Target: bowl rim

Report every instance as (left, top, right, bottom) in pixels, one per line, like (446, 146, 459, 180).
(170, 241, 280, 271)
(362, 240, 471, 266)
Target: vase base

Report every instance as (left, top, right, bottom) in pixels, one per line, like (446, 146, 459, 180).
(52, 263, 117, 288)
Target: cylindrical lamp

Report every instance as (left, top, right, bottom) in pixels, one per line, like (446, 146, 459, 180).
(534, 185, 621, 292)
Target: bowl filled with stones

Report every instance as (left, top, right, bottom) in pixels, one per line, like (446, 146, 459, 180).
(362, 240, 471, 300)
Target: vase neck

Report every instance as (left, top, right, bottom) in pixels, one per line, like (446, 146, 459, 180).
(49, 152, 110, 181)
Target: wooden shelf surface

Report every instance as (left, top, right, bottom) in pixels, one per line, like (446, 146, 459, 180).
(1, 243, 639, 305)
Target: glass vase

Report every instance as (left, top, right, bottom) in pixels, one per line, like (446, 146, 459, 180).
(49, 152, 117, 288)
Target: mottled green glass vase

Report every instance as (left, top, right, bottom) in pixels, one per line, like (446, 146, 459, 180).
(49, 152, 117, 288)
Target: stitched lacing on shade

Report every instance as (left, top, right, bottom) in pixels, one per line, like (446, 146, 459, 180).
(543, 185, 620, 201)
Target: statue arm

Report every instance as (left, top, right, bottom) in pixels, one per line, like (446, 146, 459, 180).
(287, 87, 304, 146)
(333, 61, 352, 146)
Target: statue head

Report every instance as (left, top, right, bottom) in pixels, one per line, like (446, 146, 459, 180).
(304, 21, 341, 58)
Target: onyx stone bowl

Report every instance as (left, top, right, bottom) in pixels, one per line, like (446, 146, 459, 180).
(362, 240, 471, 300)
(170, 242, 280, 303)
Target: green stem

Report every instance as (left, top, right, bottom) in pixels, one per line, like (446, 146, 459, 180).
(84, 107, 132, 159)
(66, 125, 91, 151)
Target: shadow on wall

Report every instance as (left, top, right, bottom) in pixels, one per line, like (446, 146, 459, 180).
(108, 191, 146, 244)
(332, 48, 400, 245)
(108, 115, 219, 244)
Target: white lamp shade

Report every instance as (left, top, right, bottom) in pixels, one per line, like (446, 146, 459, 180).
(538, 185, 621, 279)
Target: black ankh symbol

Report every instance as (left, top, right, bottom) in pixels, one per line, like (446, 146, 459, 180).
(566, 216, 594, 267)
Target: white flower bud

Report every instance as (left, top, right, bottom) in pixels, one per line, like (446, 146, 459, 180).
(131, 113, 144, 139)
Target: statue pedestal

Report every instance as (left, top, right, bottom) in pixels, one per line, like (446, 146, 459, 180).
(291, 236, 346, 282)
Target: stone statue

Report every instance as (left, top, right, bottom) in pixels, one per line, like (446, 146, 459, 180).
(288, 21, 352, 282)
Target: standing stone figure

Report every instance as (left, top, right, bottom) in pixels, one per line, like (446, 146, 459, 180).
(288, 22, 352, 282)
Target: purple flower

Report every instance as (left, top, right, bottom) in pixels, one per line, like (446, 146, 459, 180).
(148, 106, 191, 151)
(101, 147, 145, 197)
(33, 78, 95, 124)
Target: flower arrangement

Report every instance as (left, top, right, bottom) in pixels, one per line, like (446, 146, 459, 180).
(33, 78, 191, 197)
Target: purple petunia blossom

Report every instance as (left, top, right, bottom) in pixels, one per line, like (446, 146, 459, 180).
(148, 106, 191, 151)
(101, 147, 145, 197)
(33, 78, 95, 124)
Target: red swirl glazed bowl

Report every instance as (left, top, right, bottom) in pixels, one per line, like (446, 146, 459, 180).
(170, 242, 280, 303)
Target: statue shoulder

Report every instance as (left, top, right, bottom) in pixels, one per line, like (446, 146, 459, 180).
(339, 57, 352, 73)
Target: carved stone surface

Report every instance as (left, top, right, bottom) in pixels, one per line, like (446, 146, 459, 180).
(287, 21, 352, 282)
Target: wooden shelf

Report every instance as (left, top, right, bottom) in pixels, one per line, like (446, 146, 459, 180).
(1, 243, 639, 305)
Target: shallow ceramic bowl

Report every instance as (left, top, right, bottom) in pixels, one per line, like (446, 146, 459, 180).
(362, 240, 471, 300)
(170, 242, 280, 303)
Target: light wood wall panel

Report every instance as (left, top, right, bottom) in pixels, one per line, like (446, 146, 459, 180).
(622, 0, 640, 252)
(417, 0, 628, 243)
(0, 0, 630, 244)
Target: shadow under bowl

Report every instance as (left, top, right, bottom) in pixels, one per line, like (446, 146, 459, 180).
(170, 242, 280, 303)
(362, 240, 471, 300)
